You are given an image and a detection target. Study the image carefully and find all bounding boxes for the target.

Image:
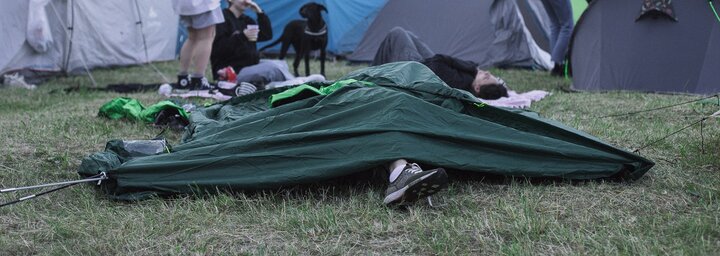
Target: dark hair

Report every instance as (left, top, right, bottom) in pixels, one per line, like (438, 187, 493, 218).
(476, 83, 508, 100)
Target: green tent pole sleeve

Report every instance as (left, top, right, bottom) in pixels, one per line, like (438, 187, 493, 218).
(711, 0, 720, 23)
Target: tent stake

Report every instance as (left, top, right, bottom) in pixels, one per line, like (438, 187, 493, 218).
(1, 174, 107, 193)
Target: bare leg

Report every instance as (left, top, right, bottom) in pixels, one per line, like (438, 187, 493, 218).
(179, 27, 196, 74)
(189, 25, 216, 76)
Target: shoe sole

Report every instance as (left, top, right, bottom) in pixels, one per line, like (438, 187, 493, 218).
(383, 168, 448, 205)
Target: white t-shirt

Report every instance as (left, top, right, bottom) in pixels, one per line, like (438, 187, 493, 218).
(172, 0, 221, 15)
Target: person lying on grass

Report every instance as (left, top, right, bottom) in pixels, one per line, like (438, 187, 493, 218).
(372, 27, 509, 100)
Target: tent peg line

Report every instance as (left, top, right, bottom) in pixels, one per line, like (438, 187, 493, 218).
(632, 117, 709, 153)
(574, 94, 719, 154)
(586, 94, 720, 120)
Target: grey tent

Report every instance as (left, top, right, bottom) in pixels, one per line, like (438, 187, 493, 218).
(347, 0, 553, 70)
(0, 0, 178, 82)
(570, 0, 720, 94)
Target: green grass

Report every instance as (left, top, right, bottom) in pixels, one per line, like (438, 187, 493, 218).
(1, 59, 719, 255)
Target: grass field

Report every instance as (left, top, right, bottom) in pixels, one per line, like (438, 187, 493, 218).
(1, 59, 719, 255)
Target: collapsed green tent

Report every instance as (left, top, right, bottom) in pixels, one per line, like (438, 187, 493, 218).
(79, 62, 653, 200)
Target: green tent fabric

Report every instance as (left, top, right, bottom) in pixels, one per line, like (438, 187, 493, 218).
(98, 97, 189, 123)
(268, 79, 376, 107)
(79, 62, 654, 200)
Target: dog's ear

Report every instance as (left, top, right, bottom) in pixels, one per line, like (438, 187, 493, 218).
(299, 4, 310, 18)
(318, 4, 327, 13)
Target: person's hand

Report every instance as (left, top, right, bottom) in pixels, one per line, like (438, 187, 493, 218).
(217, 69, 227, 80)
(243, 27, 259, 42)
(242, 0, 262, 13)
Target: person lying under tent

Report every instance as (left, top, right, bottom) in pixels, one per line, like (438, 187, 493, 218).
(372, 27, 509, 100)
(77, 62, 654, 206)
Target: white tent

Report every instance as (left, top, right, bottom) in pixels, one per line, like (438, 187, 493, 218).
(0, 0, 178, 82)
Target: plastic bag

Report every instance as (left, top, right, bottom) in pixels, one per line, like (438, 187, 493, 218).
(121, 140, 170, 157)
(26, 0, 53, 53)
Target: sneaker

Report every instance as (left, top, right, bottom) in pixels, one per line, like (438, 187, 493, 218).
(235, 82, 257, 96)
(175, 74, 190, 89)
(383, 163, 448, 205)
(190, 76, 215, 90)
(550, 63, 564, 77)
(3, 73, 36, 89)
(215, 81, 257, 97)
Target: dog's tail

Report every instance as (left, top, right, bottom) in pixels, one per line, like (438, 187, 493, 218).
(258, 38, 283, 53)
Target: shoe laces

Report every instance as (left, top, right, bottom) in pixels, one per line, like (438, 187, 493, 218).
(404, 163, 423, 174)
(199, 77, 213, 89)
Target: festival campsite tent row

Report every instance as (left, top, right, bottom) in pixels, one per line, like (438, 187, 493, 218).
(0, 0, 668, 200)
(2, 0, 564, 80)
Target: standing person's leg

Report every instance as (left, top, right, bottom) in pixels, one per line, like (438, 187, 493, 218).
(176, 23, 196, 89)
(372, 27, 435, 66)
(179, 28, 196, 76)
(553, 0, 574, 64)
(541, 0, 560, 59)
(189, 25, 215, 78)
(541, 0, 574, 64)
(182, 8, 224, 90)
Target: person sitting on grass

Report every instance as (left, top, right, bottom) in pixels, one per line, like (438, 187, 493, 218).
(372, 27, 509, 100)
(210, 0, 288, 89)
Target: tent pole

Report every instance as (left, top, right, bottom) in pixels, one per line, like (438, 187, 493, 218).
(0, 174, 108, 193)
(49, 0, 98, 87)
(133, 0, 171, 84)
(0, 173, 107, 208)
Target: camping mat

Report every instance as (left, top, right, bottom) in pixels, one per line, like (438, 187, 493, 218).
(79, 61, 654, 200)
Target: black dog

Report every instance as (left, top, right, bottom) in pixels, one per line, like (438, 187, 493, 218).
(259, 2, 327, 77)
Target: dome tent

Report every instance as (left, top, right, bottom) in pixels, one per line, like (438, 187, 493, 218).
(569, 0, 720, 94)
(347, 0, 553, 70)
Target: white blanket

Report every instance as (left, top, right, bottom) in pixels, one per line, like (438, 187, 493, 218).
(482, 90, 550, 109)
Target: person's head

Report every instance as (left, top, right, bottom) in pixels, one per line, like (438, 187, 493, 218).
(228, 0, 252, 12)
(472, 70, 508, 100)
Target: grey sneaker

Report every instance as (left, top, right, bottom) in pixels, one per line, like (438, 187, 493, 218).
(383, 163, 448, 205)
